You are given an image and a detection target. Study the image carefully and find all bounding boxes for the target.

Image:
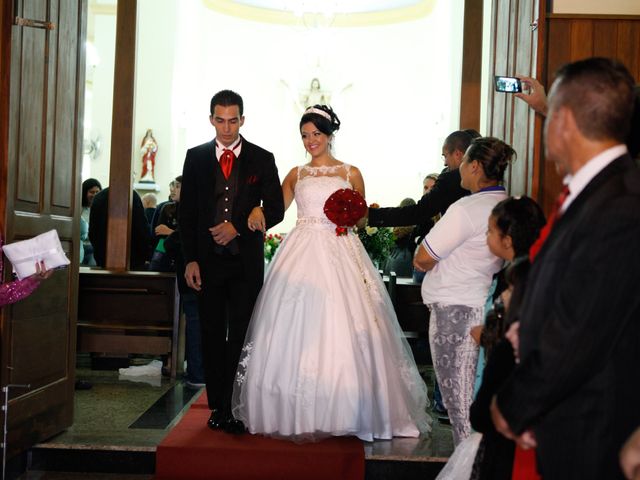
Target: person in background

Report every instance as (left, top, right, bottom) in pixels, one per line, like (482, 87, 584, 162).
(151, 180, 177, 236)
(164, 180, 204, 389)
(465, 196, 545, 479)
(142, 193, 157, 226)
(81, 178, 102, 266)
(423, 173, 438, 195)
(383, 197, 417, 278)
(414, 136, 515, 446)
(368, 130, 472, 232)
(89, 187, 153, 270)
(412, 172, 440, 281)
(149, 177, 181, 272)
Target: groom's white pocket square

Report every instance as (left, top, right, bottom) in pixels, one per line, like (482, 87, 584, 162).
(2, 229, 70, 279)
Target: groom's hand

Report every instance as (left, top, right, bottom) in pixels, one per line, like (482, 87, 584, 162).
(210, 222, 238, 246)
(185, 261, 202, 292)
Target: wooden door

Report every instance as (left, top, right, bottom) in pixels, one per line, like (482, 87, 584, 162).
(485, 0, 542, 196)
(0, 0, 86, 458)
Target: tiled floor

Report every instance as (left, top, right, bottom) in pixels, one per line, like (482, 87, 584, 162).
(47, 367, 199, 449)
(19, 357, 453, 479)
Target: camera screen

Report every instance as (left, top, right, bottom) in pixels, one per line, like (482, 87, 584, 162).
(495, 76, 522, 93)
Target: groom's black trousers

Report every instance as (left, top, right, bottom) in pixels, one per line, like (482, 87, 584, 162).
(197, 250, 261, 415)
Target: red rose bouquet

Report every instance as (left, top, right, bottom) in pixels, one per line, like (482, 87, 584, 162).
(323, 189, 367, 236)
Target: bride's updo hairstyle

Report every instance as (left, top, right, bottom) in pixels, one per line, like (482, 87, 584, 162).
(300, 104, 341, 136)
(465, 137, 516, 183)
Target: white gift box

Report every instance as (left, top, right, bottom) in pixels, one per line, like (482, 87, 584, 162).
(2, 230, 70, 279)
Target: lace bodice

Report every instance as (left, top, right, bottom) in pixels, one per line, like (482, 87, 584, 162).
(294, 164, 353, 220)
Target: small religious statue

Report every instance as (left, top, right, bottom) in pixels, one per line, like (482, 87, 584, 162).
(139, 129, 158, 184)
(301, 78, 331, 107)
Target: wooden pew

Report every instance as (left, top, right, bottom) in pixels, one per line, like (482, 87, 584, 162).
(77, 267, 181, 377)
(384, 273, 431, 364)
(383, 274, 429, 336)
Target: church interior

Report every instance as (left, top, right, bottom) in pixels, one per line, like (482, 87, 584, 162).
(1, 0, 639, 478)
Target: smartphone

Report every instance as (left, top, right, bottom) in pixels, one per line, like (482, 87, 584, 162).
(494, 76, 522, 93)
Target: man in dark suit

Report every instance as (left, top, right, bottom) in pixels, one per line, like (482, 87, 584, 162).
(368, 129, 472, 240)
(491, 57, 640, 479)
(179, 90, 284, 433)
(89, 187, 153, 270)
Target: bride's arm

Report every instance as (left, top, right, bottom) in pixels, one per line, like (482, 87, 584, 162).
(282, 167, 297, 212)
(348, 166, 367, 228)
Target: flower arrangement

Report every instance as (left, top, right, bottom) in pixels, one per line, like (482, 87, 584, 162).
(264, 233, 283, 262)
(323, 188, 367, 236)
(357, 225, 395, 268)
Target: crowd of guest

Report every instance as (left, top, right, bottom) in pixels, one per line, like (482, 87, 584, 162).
(80, 174, 204, 388)
(381, 57, 639, 480)
(83, 176, 184, 272)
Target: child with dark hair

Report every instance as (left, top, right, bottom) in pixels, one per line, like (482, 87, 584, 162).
(470, 197, 545, 480)
(436, 196, 545, 480)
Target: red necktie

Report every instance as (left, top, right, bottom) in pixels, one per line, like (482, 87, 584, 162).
(529, 185, 570, 261)
(220, 149, 235, 180)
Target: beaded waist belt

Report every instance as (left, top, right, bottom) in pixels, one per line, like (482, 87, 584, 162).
(296, 217, 334, 226)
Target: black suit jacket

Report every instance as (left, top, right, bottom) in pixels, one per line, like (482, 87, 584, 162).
(496, 155, 640, 480)
(179, 136, 284, 284)
(368, 168, 469, 228)
(89, 187, 153, 270)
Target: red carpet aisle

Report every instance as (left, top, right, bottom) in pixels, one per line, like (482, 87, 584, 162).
(155, 392, 365, 480)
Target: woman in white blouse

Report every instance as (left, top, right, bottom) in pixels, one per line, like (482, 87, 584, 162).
(414, 137, 516, 446)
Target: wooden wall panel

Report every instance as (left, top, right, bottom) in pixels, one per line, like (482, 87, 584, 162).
(490, 0, 512, 139)
(592, 21, 618, 58)
(459, 0, 484, 131)
(13, 2, 47, 211)
(510, 0, 538, 194)
(106, 0, 137, 270)
(538, 14, 640, 213)
(570, 21, 594, 60)
(616, 21, 640, 77)
(51, 0, 79, 213)
(486, 0, 539, 197)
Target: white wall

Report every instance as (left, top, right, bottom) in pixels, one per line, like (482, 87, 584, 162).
(135, 0, 180, 200)
(552, 0, 640, 14)
(84, 12, 116, 187)
(87, 0, 465, 232)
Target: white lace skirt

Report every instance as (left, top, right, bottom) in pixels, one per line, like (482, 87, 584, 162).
(232, 222, 431, 442)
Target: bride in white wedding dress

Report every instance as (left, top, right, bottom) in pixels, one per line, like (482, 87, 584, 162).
(231, 105, 431, 442)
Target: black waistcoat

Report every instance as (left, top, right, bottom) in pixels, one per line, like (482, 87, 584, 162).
(212, 157, 240, 255)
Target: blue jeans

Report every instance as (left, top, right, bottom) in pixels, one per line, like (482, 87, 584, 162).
(182, 293, 204, 383)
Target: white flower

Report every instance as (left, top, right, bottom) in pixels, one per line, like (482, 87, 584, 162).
(365, 226, 378, 235)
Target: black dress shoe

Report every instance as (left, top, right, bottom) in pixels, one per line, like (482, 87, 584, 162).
(224, 417, 246, 435)
(74, 380, 93, 390)
(207, 410, 226, 430)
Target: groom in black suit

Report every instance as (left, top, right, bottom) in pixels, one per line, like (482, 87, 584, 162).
(491, 58, 640, 479)
(179, 90, 284, 433)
